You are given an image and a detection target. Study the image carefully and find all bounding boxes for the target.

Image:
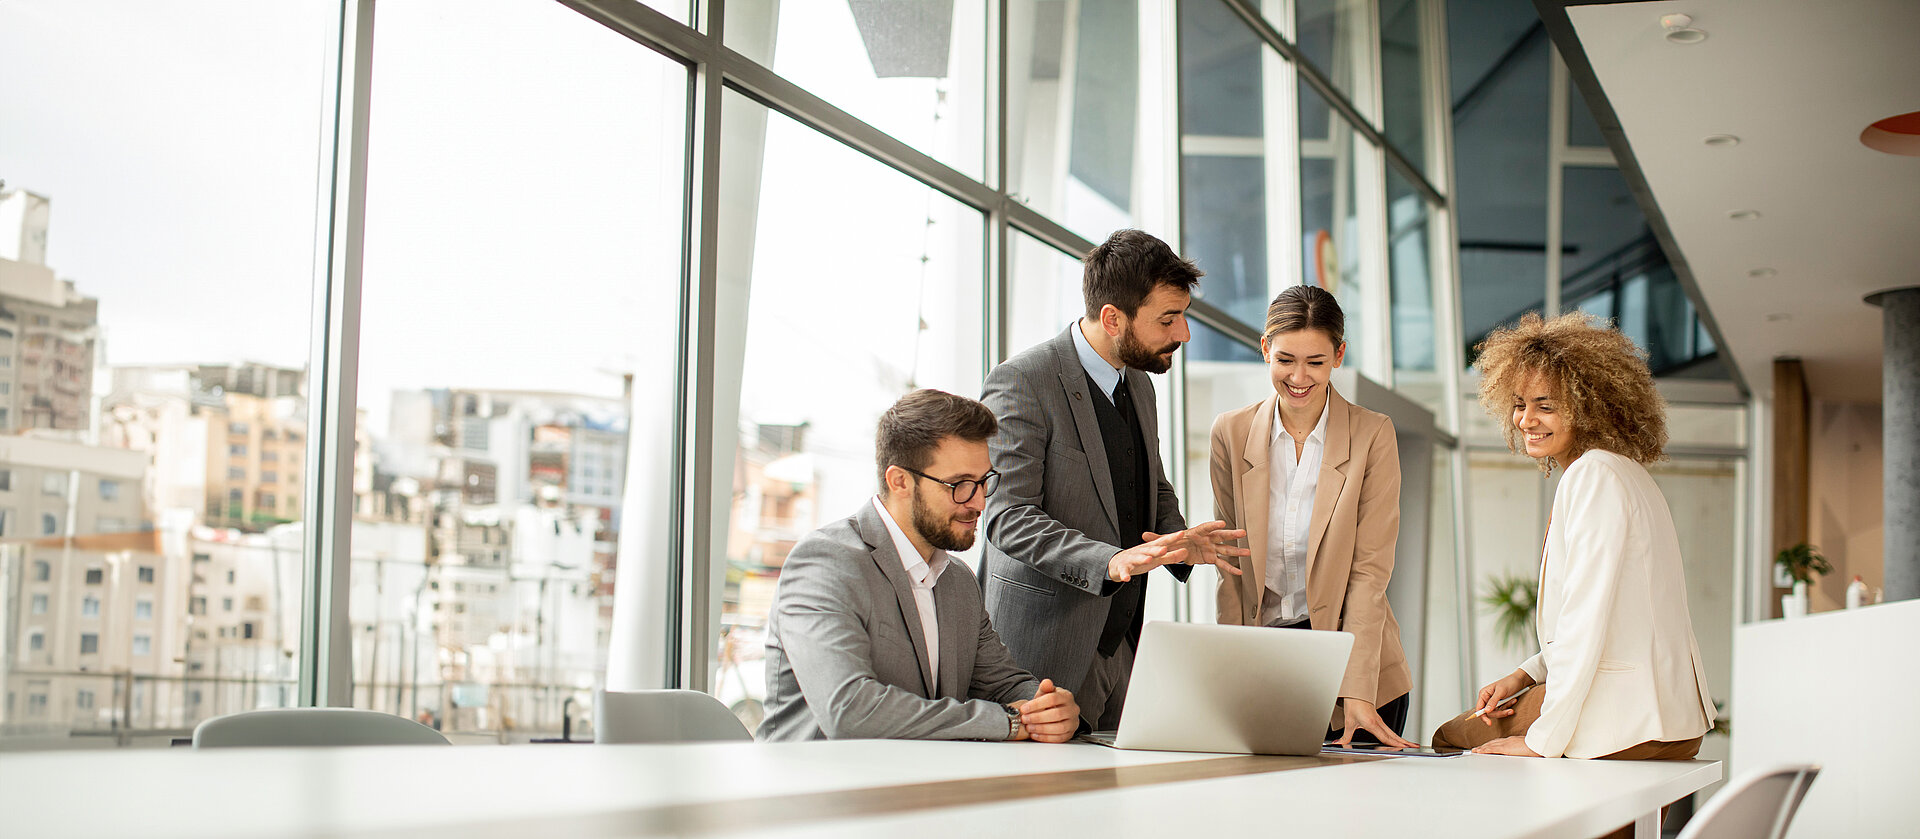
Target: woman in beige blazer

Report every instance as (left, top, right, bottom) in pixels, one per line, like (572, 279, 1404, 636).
(1434, 312, 1715, 765)
(1209, 286, 1414, 747)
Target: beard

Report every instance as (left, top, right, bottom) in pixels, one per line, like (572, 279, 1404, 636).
(1116, 322, 1179, 374)
(911, 484, 977, 552)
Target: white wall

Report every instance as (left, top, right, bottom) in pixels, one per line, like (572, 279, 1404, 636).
(1733, 599, 1920, 837)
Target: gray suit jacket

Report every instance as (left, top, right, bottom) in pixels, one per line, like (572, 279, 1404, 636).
(757, 501, 1041, 742)
(979, 325, 1189, 697)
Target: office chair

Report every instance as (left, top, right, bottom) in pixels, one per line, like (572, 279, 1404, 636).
(1676, 764, 1820, 839)
(193, 707, 451, 749)
(593, 689, 752, 744)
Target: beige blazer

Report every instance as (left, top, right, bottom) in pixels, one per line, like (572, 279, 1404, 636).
(1208, 388, 1411, 707)
(1518, 450, 1716, 759)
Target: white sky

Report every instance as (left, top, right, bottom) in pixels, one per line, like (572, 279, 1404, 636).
(0, 0, 1002, 452)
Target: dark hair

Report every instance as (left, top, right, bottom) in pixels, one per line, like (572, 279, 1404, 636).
(1263, 285, 1345, 347)
(875, 389, 998, 488)
(1082, 229, 1202, 320)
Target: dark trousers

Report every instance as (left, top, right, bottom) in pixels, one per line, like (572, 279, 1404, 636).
(1270, 618, 1409, 742)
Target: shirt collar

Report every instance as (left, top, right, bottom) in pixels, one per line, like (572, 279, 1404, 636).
(1271, 393, 1332, 446)
(1070, 319, 1125, 401)
(872, 496, 946, 585)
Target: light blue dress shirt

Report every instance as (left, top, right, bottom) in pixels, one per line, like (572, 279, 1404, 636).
(1069, 320, 1124, 402)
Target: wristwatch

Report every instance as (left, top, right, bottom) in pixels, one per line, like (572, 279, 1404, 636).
(1003, 704, 1026, 741)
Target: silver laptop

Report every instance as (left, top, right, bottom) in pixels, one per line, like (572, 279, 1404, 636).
(1082, 621, 1352, 756)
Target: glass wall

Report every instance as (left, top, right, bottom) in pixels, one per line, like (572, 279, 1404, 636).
(348, 0, 686, 741)
(1, 0, 1523, 749)
(0, 0, 331, 746)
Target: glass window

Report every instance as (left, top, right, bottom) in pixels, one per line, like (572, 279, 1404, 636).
(1006, 232, 1087, 356)
(1298, 86, 1372, 372)
(1559, 165, 1648, 296)
(728, 0, 985, 182)
(716, 89, 985, 730)
(79, 634, 99, 655)
(1379, 0, 1431, 174)
(137, 565, 154, 583)
(28, 632, 45, 653)
(1387, 166, 1443, 415)
(41, 513, 58, 536)
(1567, 75, 1607, 148)
(1007, 0, 1170, 242)
(33, 560, 49, 582)
(354, 0, 685, 739)
(31, 594, 48, 615)
(42, 473, 66, 496)
(82, 597, 100, 617)
(85, 568, 103, 585)
(0, 469, 10, 491)
(1449, 13, 1548, 363)
(1180, 319, 1267, 622)
(1295, 0, 1371, 105)
(132, 635, 152, 656)
(1420, 445, 1464, 731)
(76, 689, 94, 710)
(1179, 0, 1273, 349)
(136, 599, 153, 620)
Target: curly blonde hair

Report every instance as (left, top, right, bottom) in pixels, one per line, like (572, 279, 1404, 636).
(1474, 312, 1668, 472)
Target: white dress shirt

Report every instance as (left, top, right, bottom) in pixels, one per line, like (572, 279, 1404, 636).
(1262, 398, 1329, 626)
(872, 496, 949, 693)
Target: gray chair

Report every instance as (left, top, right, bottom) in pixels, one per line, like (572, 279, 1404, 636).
(1677, 764, 1820, 839)
(593, 689, 752, 744)
(193, 707, 450, 749)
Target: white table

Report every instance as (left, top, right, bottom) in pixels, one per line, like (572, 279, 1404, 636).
(0, 740, 1717, 838)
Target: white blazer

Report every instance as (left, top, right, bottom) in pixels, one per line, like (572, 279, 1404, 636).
(1519, 450, 1716, 759)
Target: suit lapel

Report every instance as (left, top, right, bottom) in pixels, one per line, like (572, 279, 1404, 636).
(857, 504, 936, 696)
(1238, 396, 1277, 614)
(1053, 331, 1120, 535)
(933, 579, 966, 700)
(1305, 390, 1352, 584)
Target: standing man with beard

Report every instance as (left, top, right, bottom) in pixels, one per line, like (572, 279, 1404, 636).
(759, 389, 1080, 742)
(981, 229, 1249, 731)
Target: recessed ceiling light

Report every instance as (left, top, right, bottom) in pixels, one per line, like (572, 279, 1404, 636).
(1661, 14, 1708, 43)
(1748, 268, 1776, 279)
(1704, 134, 1740, 147)
(1728, 209, 1762, 221)
(1765, 313, 1792, 322)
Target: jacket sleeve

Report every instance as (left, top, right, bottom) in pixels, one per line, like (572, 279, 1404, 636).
(1210, 412, 1248, 625)
(775, 542, 1014, 741)
(969, 594, 1043, 705)
(1337, 416, 1400, 703)
(980, 362, 1121, 596)
(1523, 461, 1633, 759)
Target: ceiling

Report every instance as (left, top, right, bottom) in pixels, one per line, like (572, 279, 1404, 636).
(1557, 0, 1920, 401)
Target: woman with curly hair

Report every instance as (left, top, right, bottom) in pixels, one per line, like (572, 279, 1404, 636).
(1433, 312, 1715, 766)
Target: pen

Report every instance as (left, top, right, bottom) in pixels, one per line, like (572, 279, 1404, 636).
(1471, 685, 1532, 718)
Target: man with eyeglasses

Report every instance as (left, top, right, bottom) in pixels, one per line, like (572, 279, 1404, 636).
(758, 389, 1080, 742)
(981, 229, 1250, 731)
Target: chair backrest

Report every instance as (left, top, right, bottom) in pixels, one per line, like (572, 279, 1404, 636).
(1677, 764, 1821, 839)
(193, 707, 451, 749)
(594, 689, 752, 744)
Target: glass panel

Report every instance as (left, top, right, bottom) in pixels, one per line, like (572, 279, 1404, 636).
(1295, 0, 1369, 106)
(1449, 10, 1549, 365)
(1379, 0, 1430, 173)
(727, 0, 986, 182)
(1006, 232, 1086, 355)
(0, 0, 330, 748)
(1420, 445, 1464, 738)
(1180, 0, 1271, 356)
(717, 90, 986, 730)
(1560, 165, 1649, 296)
(1649, 457, 1739, 773)
(1181, 0, 1264, 138)
(1179, 319, 1265, 625)
(1387, 166, 1442, 416)
(1299, 85, 1370, 371)
(354, 0, 687, 740)
(1008, 0, 1168, 242)
(1567, 76, 1607, 148)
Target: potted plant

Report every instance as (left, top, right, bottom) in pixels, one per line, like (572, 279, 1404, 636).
(1773, 543, 1830, 618)
(1481, 572, 1539, 655)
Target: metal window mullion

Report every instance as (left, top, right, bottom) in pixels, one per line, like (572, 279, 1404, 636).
(1545, 50, 1568, 317)
(987, 0, 1010, 365)
(301, 0, 373, 709)
(675, 1, 727, 693)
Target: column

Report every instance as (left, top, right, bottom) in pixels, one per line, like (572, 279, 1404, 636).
(1867, 286, 1920, 602)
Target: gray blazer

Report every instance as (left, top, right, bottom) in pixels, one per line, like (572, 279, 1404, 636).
(979, 326, 1188, 697)
(757, 501, 1041, 742)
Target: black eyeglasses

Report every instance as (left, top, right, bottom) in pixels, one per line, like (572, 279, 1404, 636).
(900, 467, 1001, 504)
